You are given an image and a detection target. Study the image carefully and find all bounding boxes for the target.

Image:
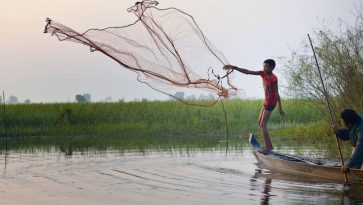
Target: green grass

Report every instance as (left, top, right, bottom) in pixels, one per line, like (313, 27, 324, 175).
(0, 99, 323, 137)
(0, 99, 338, 153)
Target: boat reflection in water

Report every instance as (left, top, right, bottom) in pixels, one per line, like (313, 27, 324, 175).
(253, 169, 363, 204)
(250, 132, 363, 204)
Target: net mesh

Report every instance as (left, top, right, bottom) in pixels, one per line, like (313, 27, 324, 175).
(44, 0, 238, 105)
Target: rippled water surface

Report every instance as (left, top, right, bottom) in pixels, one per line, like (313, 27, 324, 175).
(0, 147, 362, 205)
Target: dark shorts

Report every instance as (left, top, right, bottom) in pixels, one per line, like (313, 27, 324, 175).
(264, 104, 276, 112)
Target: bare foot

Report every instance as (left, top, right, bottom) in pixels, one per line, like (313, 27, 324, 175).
(257, 147, 273, 155)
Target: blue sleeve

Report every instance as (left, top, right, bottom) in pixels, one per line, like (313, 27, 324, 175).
(348, 131, 363, 168)
(336, 129, 349, 141)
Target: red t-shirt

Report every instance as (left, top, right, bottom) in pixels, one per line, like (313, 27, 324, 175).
(258, 71, 278, 106)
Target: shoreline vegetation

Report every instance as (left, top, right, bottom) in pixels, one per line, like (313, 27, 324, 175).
(1, 99, 349, 156)
(0, 99, 322, 138)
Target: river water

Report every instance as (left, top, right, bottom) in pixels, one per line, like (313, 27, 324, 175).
(0, 146, 362, 205)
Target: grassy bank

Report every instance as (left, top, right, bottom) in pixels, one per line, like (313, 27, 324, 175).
(0, 99, 324, 137)
(0, 99, 343, 153)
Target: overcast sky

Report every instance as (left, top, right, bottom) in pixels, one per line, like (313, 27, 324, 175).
(0, 0, 360, 102)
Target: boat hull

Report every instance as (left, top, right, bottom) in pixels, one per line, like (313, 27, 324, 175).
(249, 134, 363, 184)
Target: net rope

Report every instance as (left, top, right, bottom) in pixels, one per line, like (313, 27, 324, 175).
(44, 1, 236, 155)
(44, 0, 238, 106)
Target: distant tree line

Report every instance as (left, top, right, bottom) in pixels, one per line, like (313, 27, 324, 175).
(0, 95, 31, 104)
(75, 93, 91, 103)
(171, 92, 216, 101)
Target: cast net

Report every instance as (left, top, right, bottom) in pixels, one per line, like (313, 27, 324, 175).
(44, 0, 238, 105)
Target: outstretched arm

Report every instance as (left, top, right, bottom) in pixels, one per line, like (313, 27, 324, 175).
(224, 65, 260, 75)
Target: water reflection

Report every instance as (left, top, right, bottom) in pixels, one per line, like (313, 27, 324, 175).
(260, 178, 272, 205)
(2, 137, 9, 171)
(345, 183, 363, 201)
(0, 135, 245, 156)
(253, 168, 363, 204)
(0, 136, 362, 205)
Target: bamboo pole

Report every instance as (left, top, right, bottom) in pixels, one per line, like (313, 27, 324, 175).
(307, 34, 348, 183)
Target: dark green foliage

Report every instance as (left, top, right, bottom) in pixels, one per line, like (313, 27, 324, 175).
(284, 10, 363, 114)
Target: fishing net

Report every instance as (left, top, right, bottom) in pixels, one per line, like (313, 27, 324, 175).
(44, 0, 238, 105)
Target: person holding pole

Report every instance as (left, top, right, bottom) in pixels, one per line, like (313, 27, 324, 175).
(331, 109, 363, 173)
(307, 34, 349, 182)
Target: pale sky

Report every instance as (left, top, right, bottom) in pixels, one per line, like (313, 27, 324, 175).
(0, 0, 360, 102)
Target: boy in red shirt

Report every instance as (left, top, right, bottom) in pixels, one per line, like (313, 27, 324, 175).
(224, 59, 285, 154)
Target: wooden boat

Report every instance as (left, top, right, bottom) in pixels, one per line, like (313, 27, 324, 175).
(249, 134, 363, 184)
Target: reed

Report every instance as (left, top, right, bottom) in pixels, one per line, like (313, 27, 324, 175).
(0, 99, 322, 137)
(0, 99, 338, 153)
